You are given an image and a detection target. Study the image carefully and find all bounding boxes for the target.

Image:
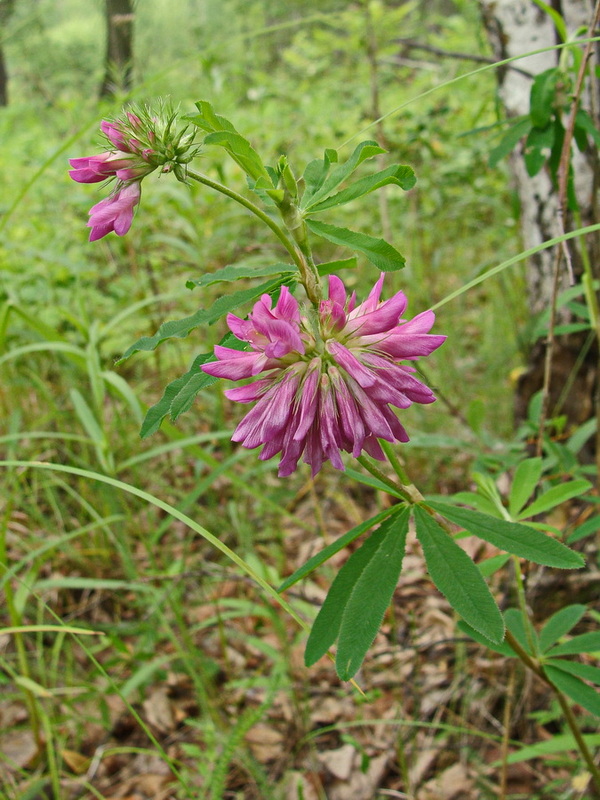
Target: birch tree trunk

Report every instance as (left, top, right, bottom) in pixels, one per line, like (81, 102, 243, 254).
(479, 0, 599, 431)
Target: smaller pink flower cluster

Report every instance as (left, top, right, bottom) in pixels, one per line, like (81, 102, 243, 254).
(69, 114, 154, 241)
(69, 106, 197, 241)
(202, 274, 445, 477)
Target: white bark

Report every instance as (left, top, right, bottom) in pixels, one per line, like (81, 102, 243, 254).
(480, 0, 599, 315)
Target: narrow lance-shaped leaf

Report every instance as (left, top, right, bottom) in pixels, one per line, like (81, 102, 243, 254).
(335, 507, 410, 680)
(414, 506, 505, 643)
(139, 334, 247, 438)
(504, 608, 538, 656)
(186, 262, 296, 290)
(427, 501, 585, 569)
(301, 148, 338, 201)
(305, 164, 416, 214)
(529, 68, 559, 129)
(306, 219, 405, 272)
(117, 278, 286, 363)
(519, 479, 592, 519)
(508, 457, 543, 517)
(457, 620, 515, 657)
(277, 506, 397, 593)
(304, 507, 408, 669)
(545, 658, 600, 686)
(301, 140, 385, 209)
(546, 631, 600, 657)
(187, 101, 272, 184)
(539, 604, 587, 652)
(545, 665, 600, 717)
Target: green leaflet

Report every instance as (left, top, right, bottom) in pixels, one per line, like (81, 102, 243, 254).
(427, 501, 584, 569)
(139, 335, 247, 438)
(301, 140, 385, 209)
(413, 506, 505, 643)
(546, 631, 600, 657)
(306, 219, 405, 271)
(277, 506, 397, 592)
(117, 278, 285, 363)
(545, 665, 600, 717)
(539, 604, 587, 652)
(188, 101, 272, 184)
(529, 68, 559, 129)
(305, 164, 415, 213)
(508, 457, 543, 517)
(519, 479, 592, 519)
(186, 262, 296, 289)
(304, 507, 409, 679)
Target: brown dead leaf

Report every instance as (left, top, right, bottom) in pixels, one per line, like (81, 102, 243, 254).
(0, 729, 40, 770)
(142, 686, 175, 734)
(61, 748, 90, 775)
(419, 761, 474, 800)
(328, 752, 389, 800)
(316, 744, 355, 780)
(245, 723, 285, 763)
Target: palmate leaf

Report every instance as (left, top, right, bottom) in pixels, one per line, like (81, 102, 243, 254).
(301, 140, 386, 210)
(306, 219, 405, 271)
(427, 501, 584, 569)
(305, 164, 416, 214)
(304, 506, 409, 678)
(413, 507, 505, 643)
(117, 278, 286, 363)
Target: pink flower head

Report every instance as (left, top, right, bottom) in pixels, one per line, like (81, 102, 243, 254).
(87, 183, 141, 242)
(69, 103, 199, 240)
(202, 275, 446, 477)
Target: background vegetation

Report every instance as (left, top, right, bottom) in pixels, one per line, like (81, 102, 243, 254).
(2, 1, 596, 799)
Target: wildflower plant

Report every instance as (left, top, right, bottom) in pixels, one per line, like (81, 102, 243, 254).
(70, 100, 599, 790)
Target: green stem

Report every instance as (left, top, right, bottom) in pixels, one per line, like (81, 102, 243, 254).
(186, 168, 301, 265)
(186, 168, 322, 304)
(510, 555, 538, 656)
(356, 454, 421, 504)
(379, 440, 412, 486)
